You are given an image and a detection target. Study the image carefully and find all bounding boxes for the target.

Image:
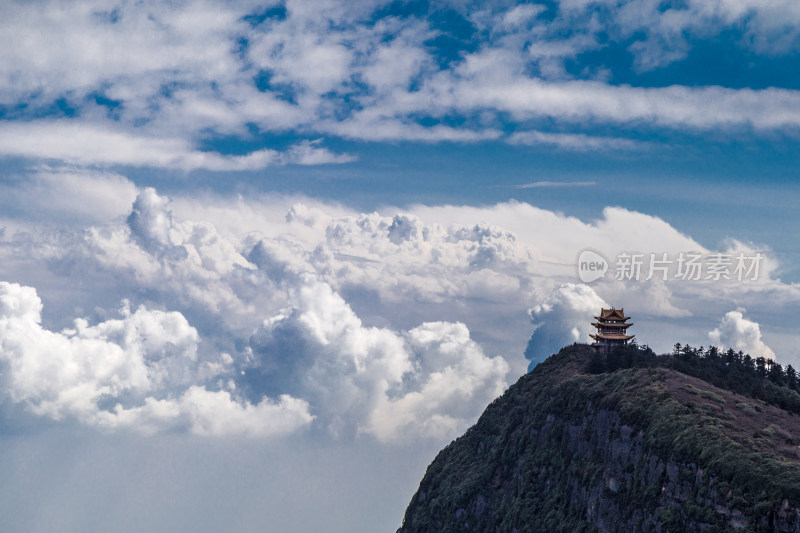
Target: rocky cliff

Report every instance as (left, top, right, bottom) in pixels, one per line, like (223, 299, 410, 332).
(398, 344, 800, 532)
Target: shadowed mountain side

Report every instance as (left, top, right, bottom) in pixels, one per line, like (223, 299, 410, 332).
(398, 344, 800, 532)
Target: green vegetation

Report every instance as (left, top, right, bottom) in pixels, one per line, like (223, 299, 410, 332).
(398, 343, 800, 533)
(588, 343, 800, 416)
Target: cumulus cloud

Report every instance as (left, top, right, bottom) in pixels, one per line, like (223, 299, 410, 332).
(30, 186, 783, 371)
(0, 281, 313, 436)
(593, 278, 691, 320)
(15, 186, 526, 440)
(57, 187, 262, 331)
(366, 321, 510, 442)
(313, 212, 539, 305)
(53, 189, 543, 350)
(524, 283, 608, 369)
(171, 387, 314, 438)
(708, 309, 776, 360)
(127, 187, 176, 250)
(249, 276, 509, 443)
(720, 238, 778, 282)
(0, 183, 791, 439)
(408, 202, 706, 275)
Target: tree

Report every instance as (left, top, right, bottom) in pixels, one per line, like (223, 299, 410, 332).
(706, 346, 719, 362)
(768, 361, 784, 385)
(756, 357, 768, 378)
(586, 350, 605, 374)
(786, 365, 798, 390)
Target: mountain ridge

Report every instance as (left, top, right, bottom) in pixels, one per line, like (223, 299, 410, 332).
(398, 344, 800, 532)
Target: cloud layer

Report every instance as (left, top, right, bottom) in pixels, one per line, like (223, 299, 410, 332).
(0, 184, 795, 439)
(1, 188, 521, 441)
(1, 0, 799, 170)
(250, 276, 509, 443)
(0, 281, 313, 436)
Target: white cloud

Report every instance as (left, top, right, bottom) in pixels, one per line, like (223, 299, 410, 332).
(250, 276, 509, 443)
(0, 0, 797, 171)
(127, 187, 176, 250)
(599, 278, 691, 319)
(708, 309, 776, 360)
(524, 283, 608, 368)
(618, 0, 800, 61)
(360, 34, 430, 93)
(322, 116, 504, 143)
(299, 211, 543, 328)
(720, 238, 778, 282)
(74, 192, 540, 368)
(0, 183, 796, 438)
(407, 202, 706, 273)
(555, 0, 800, 68)
(49, 188, 779, 360)
(427, 75, 800, 131)
(1, 0, 251, 92)
(367, 321, 510, 443)
(248, 24, 353, 95)
(174, 387, 314, 437)
(508, 130, 649, 151)
(0, 167, 138, 225)
(286, 139, 357, 165)
(0, 121, 354, 170)
(500, 4, 547, 29)
(12, 187, 526, 440)
(3, 183, 779, 370)
(510, 180, 597, 189)
(0, 281, 312, 435)
(60, 187, 260, 325)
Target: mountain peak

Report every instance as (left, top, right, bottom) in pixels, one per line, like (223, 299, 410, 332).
(398, 344, 800, 532)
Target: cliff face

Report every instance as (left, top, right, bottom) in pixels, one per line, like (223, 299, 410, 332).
(398, 345, 800, 533)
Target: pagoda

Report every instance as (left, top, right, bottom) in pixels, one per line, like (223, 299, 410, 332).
(590, 308, 634, 352)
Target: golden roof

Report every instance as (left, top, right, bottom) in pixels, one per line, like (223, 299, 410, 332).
(591, 322, 633, 329)
(594, 308, 631, 321)
(590, 333, 635, 341)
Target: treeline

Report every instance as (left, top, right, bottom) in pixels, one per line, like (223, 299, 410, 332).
(586, 343, 800, 415)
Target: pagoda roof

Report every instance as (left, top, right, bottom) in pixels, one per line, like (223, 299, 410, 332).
(592, 321, 633, 328)
(590, 333, 635, 341)
(595, 308, 630, 321)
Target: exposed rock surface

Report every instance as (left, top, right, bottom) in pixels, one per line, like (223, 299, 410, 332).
(398, 344, 800, 532)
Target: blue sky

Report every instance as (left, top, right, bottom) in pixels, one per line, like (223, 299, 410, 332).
(1, 1, 799, 531)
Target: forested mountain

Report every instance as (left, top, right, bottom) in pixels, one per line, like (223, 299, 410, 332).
(398, 344, 800, 532)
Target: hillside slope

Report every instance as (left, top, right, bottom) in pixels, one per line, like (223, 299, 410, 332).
(398, 344, 800, 532)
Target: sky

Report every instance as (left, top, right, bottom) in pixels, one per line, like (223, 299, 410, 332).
(1, 0, 799, 531)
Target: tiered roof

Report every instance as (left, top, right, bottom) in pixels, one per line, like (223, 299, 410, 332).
(590, 307, 635, 342)
(594, 308, 631, 321)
